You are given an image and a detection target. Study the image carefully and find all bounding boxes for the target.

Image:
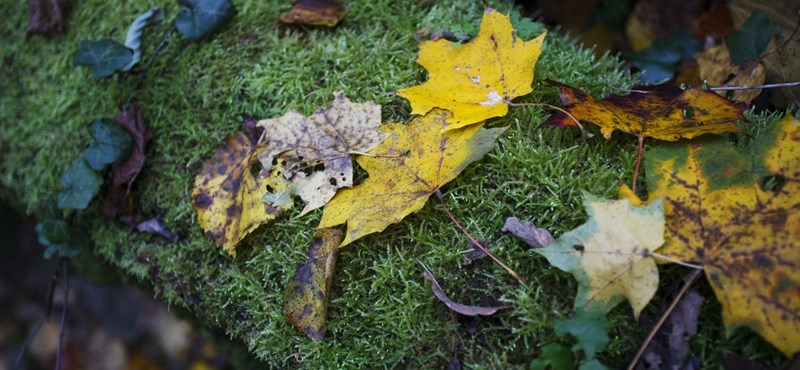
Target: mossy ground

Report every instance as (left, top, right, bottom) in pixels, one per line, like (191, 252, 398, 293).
(0, 0, 788, 368)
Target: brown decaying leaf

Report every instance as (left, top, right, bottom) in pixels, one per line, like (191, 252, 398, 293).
(416, 259, 509, 316)
(284, 228, 341, 340)
(463, 239, 490, 265)
(26, 0, 63, 37)
(103, 104, 152, 219)
(637, 287, 704, 370)
(542, 79, 746, 141)
(280, 0, 345, 27)
(501, 217, 553, 249)
(134, 216, 179, 242)
(696, 43, 766, 104)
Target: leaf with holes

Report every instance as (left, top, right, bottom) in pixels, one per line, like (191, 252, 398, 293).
(542, 79, 746, 141)
(318, 109, 506, 246)
(533, 193, 665, 318)
(257, 91, 385, 217)
(628, 113, 800, 357)
(397, 8, 546, 130)
(192, 132, 290, 256)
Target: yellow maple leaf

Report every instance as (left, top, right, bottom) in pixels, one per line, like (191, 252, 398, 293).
(543, 79, 746, 140)
(630, 113, 800, 357)
(534, 193, 665, 318)
(397, 8, 546, 130)
(192, 133, 289, 257)
(318, 109, 506, 246)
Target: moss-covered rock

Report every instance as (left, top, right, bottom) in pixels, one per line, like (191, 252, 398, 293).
(0, 0, 787, 368)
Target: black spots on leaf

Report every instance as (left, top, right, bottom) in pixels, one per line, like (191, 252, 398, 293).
(572, 245, 585, 255)
(752, 254, 774, 269)
(194, 193, 213, 209)
(226, 204, 241, 218)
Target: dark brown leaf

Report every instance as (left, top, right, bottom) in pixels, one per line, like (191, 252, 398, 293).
(501, 217, 553, 249)
(26, 0, 63, 37)
(103, 104, 152, 219)
(280, 0, 345, 27)
(463, 239, 490, 265)
(416, 259, 508, 316)
(637, 287, 704, 370)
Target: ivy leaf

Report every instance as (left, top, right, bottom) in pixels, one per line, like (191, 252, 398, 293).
(176, 0, 237, 41)
(36, 201, 83, 259)
(192, 133, 290, 256)
(633, 113, 800, 357)
(542, 80, 745, 141)
(256, 92, 385, 217)
(726, 10, 773, 66)
(530, 343, 575, 370)
(284, 228, 342, 340)
(628, 30, 701, 84)
(397, 8, 546, 130)
(534, 193, 664, 317)
(122, 7, 164, 71)
(318, 109, 506, 246)
(554, 309, 609, 361)
(58, 158, 103, 210)
(72, 39, 133, 78)
(83, 118, 133, 171)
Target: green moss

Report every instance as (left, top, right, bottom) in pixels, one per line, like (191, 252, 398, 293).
(0, 0, 787, 368)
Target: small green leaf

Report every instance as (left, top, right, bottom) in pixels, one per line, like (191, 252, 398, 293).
(58, 159, 103, 210)
(510, 10, 544, 41)
(35, 221, 81, 259)
(554, 309, 609, 360)
(123, 8, 164, 71)
(530, 343, 574, 370)
(727, 10, 773, 66)
(579, 359, 609, 370)
(176, 0, 237, 41)
(72, 39, 133, 78)
(629, 30, 701, 84)
(84, 118, 133, 171)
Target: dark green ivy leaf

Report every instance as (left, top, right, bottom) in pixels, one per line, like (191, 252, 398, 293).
(727, 10, 773, 66)
(176, 0, 237, 41)
(72, 39, 133, 78)
(554, 309, 609, 360)
(84, 118, 133, 171)
(629, 30, 702, 84)
(58, 159, 103, 210)
(35, 200, 81, 259)
(530, 343, 575, 370)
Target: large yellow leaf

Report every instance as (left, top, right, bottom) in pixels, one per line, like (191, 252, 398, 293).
(534, 193, 665, 318)
(192, 133, 289, 257)
(396, 9, 545, 130)
(318, 109, 506, 246)
(542, 80, 746, 140)
(635, 113, 800, 357)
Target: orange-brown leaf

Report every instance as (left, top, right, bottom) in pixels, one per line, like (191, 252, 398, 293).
(542, 79, 746, 140)
(280, 0, 345, 27)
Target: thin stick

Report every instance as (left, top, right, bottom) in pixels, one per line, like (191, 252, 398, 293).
(648, 252, 704, 270)
(435, 189, 525, 283)
(143, 25, 176, 69)
(55, 258, 69, 370)
(632, 135, 644, 193)
(708, 81, 800, 91)
(627, 269, 703, 370)
(761, 12, 800, 59)
(14, 259, 61, 367)
(507, 101, 592, 138)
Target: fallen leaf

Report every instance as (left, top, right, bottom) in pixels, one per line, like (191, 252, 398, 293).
(280, 0, 345, 27)
(533, 193, 665, 318)
(542, 80, 746, 141)
(530, 343, 574, 370)
(284, 228, 341, 340)
(192, 132, 289, 256)
(696, 43, 766, 103)
(318, 109, 506, 246)
(83, 118, 132, 171)
(638, 287, 704, 370)
(176, 0, 237, 41)
(416, 259, 508, 316)
(501, 217, 553, 248)
(26, 0, 63, 37)
(58, 158, 103, 210)
(122, 8, 164, 71)
(397, 8, 546, 130)
(103, 105, 152, 220)
(628, 30, 702, 84)
(554, 308, 609, 361)
(633, 113, 800, 357)
(726, 10, 773, 66)
(257, 91, 384, 217)
(133, 216, 180, 242)
(463, 239, 490, 265)
(72, 39, 134, 78)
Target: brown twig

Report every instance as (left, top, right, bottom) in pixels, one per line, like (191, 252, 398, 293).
(627, 269, 703, 370)
(435, 189, 526, 283)
(55, 258, 69, 370)
(507, 101, 593, 138)
(761, 11, 800, 60)
(708, 81, 800, 91)
(632, 135, 644, 193)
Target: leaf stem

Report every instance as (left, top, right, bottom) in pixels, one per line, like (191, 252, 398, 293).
(632, 135, 644, 193)
(760, 11, 800, 60)
(627, 269, 702, 370)
(55, 258, 69, 370)
(647, 252, 704, 270)
(507, 101, 593, 138)
(435, 189, 526, 283)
